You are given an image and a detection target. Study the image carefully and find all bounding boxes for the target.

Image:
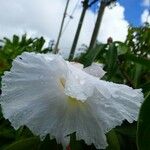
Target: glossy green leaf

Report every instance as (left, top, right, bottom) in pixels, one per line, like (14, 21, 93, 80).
(134, 64, 142, 87)
(140, 82, 150, 94)
(15, 126, 34, 140)
(137, 93, 150, 150)
(4, 137, 40, 150)
(106, 43, 118, 80)
(79, 44, 106, 67)
(38, 135, 62, 150)
(70, 133, 83, 150)
(126, 54, 150, 68)
(115, 122, 137, 138)
(106, 129, 120, 150)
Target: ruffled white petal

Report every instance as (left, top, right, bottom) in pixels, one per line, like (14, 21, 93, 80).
(87, 80, 143, 133)
(70, 62, 84, 70)
(84, 63, 106, 78)
(64, 63, 95, 101)
(64, 64, 143, 146)
(0, 52, 144, 150)
(0, 52, 68, 130)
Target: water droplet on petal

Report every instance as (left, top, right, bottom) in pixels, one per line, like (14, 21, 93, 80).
(80, 80, 85, 85)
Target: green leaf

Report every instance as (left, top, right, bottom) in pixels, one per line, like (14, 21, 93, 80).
(79, 44, 106, 67)
(115, 122, 137, 138)
(140, 82, 150, 94)
(126, 54, 150, 68)
(15, 126, 34, 140)
(38, 135, 62, 150)
(0, 128, 15, 140)
(117, 43, 128, 55)
(70, 133, 83, 150)
(137, 92, 150, 150)
(12, 35, 19, 46)
(106, 43, 118, 80)
(4, 137, 40, 150)
(106, 129, 120, 150)
(134, 64, 142, 88)
(0, 117, 16, 147)
(0, 106, 3, 119)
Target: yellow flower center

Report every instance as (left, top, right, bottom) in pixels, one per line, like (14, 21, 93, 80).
(67, 96, 86, 108)
(59, 77, 86, 108)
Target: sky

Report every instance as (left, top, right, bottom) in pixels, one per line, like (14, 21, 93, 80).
(90, 0, 150, 26)
(118, 0, 149, 26)
(0, 0, 149, 57)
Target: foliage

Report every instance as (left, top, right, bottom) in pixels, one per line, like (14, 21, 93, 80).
(0, 34, 51, 76)
(78, 23, 150, 89)
(0, 23, 150, 150)
(137, 92, 150, 150)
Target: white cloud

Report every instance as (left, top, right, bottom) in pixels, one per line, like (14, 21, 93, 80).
(142, 0, 150, 6)
(141, 9, 150, 23)
(98, 3, 128, 43)
(0, 0, 128, 56)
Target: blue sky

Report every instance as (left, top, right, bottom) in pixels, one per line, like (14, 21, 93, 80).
(90, 0, 149, 26)
(118, 0, 145, 26)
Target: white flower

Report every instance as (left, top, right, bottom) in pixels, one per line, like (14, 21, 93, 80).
(0, 52, 143, 149)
